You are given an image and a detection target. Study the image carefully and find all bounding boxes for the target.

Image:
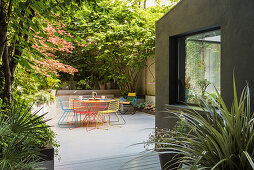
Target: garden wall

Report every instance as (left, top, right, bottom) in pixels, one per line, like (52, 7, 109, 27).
(56, 89, 122, 97)
(136, 57, 155, 103)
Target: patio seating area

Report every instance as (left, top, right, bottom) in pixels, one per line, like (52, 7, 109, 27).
(46, 95, 159, 169)
(3, 0, 254, 169)
(58, 96, 127, 130)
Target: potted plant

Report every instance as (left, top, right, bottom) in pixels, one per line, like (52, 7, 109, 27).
(0, 99, 58, 169)
(97, 71, 110, 90)
(34, 90, 55, 115)
(145, 120, 186, 170)
(98, 81, 106, 90)
(197, 78, 211, 97)
(106, 81, 111, 90)
(155, 77, 254, 169)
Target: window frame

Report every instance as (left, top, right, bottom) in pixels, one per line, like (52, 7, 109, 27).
(169, 26, 221, 105)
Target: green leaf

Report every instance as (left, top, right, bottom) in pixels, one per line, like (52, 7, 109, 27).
(243, 151, 254, 169)
(64, 36, 72, 42)
(30, 23, 39, 32)
(18, 57, 33, 70)
(44, 41, 55, 48)
(54, 32, 62, 37)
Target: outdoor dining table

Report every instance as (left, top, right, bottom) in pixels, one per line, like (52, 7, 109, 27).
(71, 98, 114, 131)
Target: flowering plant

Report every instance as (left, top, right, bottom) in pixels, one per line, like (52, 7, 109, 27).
(145, 120, 187, 151)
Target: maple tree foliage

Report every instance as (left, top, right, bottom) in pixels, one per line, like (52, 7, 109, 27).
(0, 0, 94, 102)
(31, 24, 80, 76)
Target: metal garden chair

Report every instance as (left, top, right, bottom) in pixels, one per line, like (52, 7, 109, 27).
(119, 93, 137, 106)
(119, 93, 137, 114)
(71, 100, 99, 131)
(58, 98, 74, 128)
(98, 99, 125, 130)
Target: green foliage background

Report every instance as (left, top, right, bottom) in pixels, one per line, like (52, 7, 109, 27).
(55, 0, 172, 93)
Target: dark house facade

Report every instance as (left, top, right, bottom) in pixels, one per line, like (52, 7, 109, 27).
(155, 0, 254, 129)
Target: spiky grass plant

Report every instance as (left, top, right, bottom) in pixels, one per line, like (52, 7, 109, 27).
(0, 99, 57, 169)
(160, 78, 254, 169)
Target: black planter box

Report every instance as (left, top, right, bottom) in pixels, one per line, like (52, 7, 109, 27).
(0, 146, 54, 170)
(39, 145, 54, 170)
(159, 152, 182, 170)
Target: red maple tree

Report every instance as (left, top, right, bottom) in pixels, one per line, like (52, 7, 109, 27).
(31, 23, 82, 76)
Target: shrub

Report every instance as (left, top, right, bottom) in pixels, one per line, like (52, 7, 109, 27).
(0, 99, 58, 169)
(136, 101, 151, 109)
(155, 78, 254, 169)
(35, 90, 55, 104)
(77, 78, 92, 90)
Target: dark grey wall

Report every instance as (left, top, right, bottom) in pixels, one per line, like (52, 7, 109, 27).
(155, 0, 254, 129)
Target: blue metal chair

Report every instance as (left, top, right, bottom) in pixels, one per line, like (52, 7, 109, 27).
(119, 93, 137, 106)
(119, 93, 137, 114)
(58, 98, 74, 128)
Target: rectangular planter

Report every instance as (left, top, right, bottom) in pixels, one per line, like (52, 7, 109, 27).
(39, 145, 54, 170)
(159, 152, 182, 170)
(135, 108, 155, 115)
(0, 146, 54, 170)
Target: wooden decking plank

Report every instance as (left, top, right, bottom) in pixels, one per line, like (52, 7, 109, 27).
(55, 153, 160, 170)
(55, 153, 137, 167)
(123, 163, 161, 170)
(55, 152, 158, 166)
(121, 158, 160, 168)
(122, 157, 160, 169)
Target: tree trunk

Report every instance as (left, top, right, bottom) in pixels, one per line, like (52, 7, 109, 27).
(0, 8, 7, 60)
(2, 43, 12, 102)
(1, 4, 34, 102)
(0, 8, 11, 102)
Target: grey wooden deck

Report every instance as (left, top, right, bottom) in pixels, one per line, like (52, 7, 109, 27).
(47, 96, 158, 170)
(55, 152, 161, 170)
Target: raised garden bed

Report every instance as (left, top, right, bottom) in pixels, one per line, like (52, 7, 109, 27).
(135, 102, 155, 115)
(135, 108, 155, 115)
(39, 145, 54, 170)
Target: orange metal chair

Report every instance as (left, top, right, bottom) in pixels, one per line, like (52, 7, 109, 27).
(70, 100, 97, 131)
(85, 101, 104, 130)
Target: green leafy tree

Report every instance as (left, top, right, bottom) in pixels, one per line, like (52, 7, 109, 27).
(56, 0, 173, 93)
(0, 0, 90, 102)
